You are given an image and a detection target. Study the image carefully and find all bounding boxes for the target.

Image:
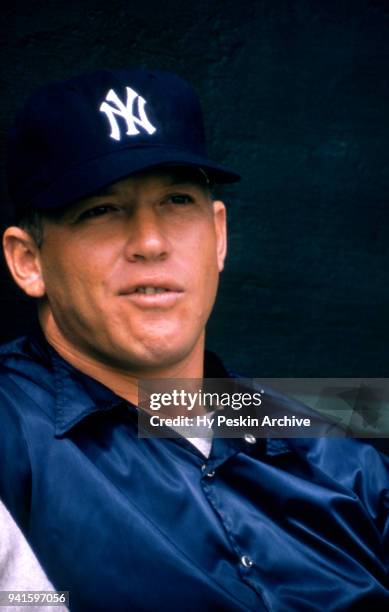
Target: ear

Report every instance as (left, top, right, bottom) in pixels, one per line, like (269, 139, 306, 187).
(2, 226, 46, 297)
(212, 200, 227, 272)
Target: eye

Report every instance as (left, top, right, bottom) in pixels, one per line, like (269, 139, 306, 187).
(78, 204, 119, 220)
(165, 194, 194, 205)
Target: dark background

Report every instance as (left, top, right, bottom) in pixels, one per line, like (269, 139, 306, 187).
(1, 0, 389, 377)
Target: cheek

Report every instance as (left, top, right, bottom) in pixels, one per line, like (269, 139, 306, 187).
(42, 234, 114, 291)
(189, 242, 220, 309)
(41, 250, 99, 313)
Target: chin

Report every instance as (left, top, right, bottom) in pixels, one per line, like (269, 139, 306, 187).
(113, 332, 198, 373)
(136, 341, 189, 368)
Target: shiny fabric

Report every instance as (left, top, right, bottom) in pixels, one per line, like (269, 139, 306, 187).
(0, 331, 388, 611)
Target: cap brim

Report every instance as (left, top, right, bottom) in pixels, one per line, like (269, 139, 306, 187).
(28, 146, 241, 211)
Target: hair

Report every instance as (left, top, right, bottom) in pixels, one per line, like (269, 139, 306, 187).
(17, 208, 45, 248)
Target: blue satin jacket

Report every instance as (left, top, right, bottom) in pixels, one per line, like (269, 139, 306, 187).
(0, 331, 388, 611)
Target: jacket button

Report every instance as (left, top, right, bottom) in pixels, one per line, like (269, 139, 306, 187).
(244, 434, 256, 444)
(201, 465, 216, 478)
(240, 555, 254, 568)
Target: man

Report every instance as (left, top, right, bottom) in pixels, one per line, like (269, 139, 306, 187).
(0, 68, 388, 611)
(0, 500, 68, 612)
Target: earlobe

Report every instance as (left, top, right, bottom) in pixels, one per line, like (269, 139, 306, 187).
(212, 200, 227, 272)
(2, 227, 46, 298)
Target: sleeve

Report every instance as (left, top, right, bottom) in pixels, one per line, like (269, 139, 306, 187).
(0, 500, 69, 611)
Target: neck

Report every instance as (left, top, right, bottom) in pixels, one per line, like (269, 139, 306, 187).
(39, 307, 205, 409)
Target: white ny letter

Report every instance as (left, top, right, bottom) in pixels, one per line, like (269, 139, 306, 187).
(99, 87, 156, 141)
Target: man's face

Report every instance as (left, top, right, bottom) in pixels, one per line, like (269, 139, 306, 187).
(35, 168, 227, 373)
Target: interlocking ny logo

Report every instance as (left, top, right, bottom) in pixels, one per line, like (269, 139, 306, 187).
(99, 87, 157, 141)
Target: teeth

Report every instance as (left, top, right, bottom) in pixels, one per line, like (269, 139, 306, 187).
(136, 286, 168, 294)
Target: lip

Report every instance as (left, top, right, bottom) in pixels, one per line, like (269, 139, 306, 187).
(121, 290, 184, 309)
(118, 279, 185, 309)
(118, 278, 184, 295)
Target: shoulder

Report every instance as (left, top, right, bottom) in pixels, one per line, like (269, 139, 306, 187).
(0, 335, 57, 528)
(0, 333, 57, 458)
(0, 334, 55, 403)
(288, 436, 389, 479)
(286, 437, 389, 525)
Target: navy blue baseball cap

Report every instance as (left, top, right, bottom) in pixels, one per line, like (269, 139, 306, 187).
(7, 68, 240, 217)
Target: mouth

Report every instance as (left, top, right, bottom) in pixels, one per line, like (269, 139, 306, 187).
(133, 286, 173, 295)
(119, 282, 184, 308)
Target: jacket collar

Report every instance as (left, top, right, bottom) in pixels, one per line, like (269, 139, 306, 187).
(50, 349, 124, 437)
(30, 331, 291, 456)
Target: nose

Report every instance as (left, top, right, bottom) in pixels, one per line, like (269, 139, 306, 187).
(123, 205, 170, 262)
